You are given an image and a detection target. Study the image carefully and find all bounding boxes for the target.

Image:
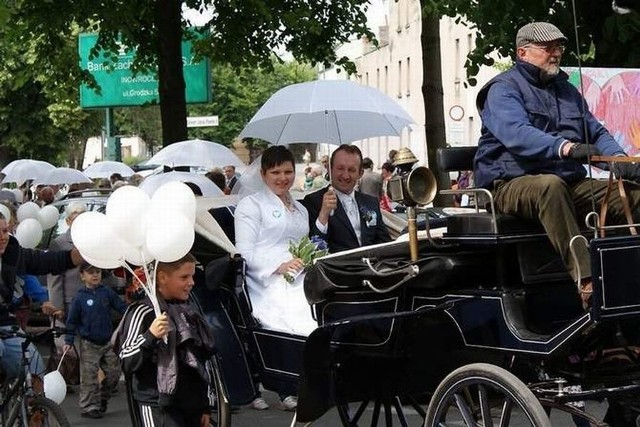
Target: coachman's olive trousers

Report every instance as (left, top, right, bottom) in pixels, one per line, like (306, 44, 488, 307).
(493, 175, 640, 282)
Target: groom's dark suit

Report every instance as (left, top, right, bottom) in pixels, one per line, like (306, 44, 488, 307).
(302, 187, 391, 253)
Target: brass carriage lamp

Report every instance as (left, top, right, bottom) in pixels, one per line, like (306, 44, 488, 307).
(387, 147, 437, 261)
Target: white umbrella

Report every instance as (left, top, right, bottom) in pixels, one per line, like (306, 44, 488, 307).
(1, 160, 56, 185)
(83, 161, 135, 179)
(36, 167, 93, 186)
(139, 171, 225, 197)
(146, 139, 244, 169)
(239, 80, 414, 145)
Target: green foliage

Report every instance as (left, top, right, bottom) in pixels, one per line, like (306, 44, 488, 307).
(188, 58, 316, 146)
(429, 0, 640, 82)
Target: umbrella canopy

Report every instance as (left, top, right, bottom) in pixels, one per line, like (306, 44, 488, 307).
(1, 159, 56, 185)
(139, 171, 225, 197)
(239, 80, 414, 145)
(83, 161, 135, 179)
(36, 167, 93, 186)
(146, 139, 244, 169)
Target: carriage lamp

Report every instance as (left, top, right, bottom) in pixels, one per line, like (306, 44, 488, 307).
(387, 148, 437, 261)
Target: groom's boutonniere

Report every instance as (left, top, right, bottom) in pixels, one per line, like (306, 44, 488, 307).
(359, 206, 377, 227)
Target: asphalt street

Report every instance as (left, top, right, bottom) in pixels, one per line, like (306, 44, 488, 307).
(57, 380, 609, 426)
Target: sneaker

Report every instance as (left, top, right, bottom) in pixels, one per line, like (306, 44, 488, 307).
(99, 400, 108, 413)
(250, 397, 269, 410)
(81, 410, 104, 419)
(280, 395, 297, 411)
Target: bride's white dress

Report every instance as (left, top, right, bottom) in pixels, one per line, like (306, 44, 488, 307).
(234, 189, 317, 336)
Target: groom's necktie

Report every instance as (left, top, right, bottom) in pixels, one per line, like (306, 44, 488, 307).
(342, 194, 362, 245)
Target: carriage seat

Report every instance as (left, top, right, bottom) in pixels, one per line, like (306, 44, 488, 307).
(437, 146, 545, 236)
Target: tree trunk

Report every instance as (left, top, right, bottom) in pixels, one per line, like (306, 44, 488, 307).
(156, 0, 188, 146)
(420, 11, 451, 207)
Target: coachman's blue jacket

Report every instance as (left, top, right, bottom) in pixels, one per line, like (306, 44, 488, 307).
(473, 60, 625, 189)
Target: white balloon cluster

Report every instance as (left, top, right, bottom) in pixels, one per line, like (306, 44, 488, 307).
(7, 202, 60, 249)
(71, 182, 196, 316)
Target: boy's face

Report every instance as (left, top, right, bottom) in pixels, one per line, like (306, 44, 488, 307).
(157, 262, 195, 301)
(80, 267, 102, 287)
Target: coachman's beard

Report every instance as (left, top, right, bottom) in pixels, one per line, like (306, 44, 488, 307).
(540, 66, 560, 84)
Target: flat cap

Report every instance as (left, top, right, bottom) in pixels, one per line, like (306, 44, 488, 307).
(516, 22, 567, 48)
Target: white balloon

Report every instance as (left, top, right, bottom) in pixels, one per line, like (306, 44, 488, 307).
(150, 181, 196, 224)
(0, 204, 11, 223)
(123, 241, 154, 266)
(146, 212, 194, 263)
(106, 186, 150, 247)
(17, 202, 40, 223)
(70, 211, 126, 262)
(44, 370, 67, 405)
(81, 253, 122, 269)
(15, 218, 43, 248)
(38, 205, 60, 230)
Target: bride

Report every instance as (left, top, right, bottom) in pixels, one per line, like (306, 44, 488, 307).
(234, 146, 317, 336)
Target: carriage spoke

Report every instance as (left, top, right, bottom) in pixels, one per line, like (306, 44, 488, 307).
(497, 399, 513, 427)
(392, 396, 410, 427)
(403, 395, 427, 418)
(453, 391, 477, 426)
(478, 384, 494, 427)
(350, 401, 370, 423)
(370, 401, 381, 427)
(383, 401, 393, 426)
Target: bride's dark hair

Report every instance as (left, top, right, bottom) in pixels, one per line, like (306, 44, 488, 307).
(261, 146, 295, 172)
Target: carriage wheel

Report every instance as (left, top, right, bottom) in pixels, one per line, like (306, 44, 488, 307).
(336, 394, 427, 426)
(210, 356, 232, 427)
(424, 363, 551, 427)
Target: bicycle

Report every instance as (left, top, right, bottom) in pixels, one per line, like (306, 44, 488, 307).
(0, 326, 70, 426)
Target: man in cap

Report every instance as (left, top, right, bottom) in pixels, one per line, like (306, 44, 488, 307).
(473, 22, 640, 308)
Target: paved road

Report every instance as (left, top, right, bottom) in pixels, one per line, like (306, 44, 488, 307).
(58, 380, 608, 426)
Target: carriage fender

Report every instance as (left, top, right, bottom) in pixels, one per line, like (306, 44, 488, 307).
(296, 327, 335, 423)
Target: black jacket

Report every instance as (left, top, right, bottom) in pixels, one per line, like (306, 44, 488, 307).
(302, 187, 391, 253)
(1, 236, 74, 325)
(116, 296, 215, 412)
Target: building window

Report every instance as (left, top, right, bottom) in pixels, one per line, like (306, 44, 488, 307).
(366, 71, 369, 86)
(396, 0, 402, 32)
(376, 68, 380, 89)
(406, 57, 411, 97)
(398, 60, 402, 98)
(384, 65, 389, 95)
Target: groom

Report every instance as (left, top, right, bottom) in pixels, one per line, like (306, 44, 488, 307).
(303, 145, 390, 253)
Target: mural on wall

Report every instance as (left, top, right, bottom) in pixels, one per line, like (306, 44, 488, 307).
(567, 67, 640, 156)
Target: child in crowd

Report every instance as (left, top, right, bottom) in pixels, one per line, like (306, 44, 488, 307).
(64, 262, 127, 419)
(115, 253, 216, 427)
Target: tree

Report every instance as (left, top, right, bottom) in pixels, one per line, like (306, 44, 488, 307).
(436, 0, 640, 82)
(188, 58, 316, 146)
(11, 0, 374, 147)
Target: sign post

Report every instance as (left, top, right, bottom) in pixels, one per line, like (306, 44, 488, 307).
(78, 33, 211, 108)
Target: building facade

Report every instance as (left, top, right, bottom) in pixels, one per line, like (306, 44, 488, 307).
(317, 0, 500, 169)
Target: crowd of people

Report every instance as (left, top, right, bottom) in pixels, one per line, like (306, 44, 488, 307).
(3, 19, 638, 425)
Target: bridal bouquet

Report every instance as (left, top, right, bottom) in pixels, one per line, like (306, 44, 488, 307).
(283, 235, 329, 283)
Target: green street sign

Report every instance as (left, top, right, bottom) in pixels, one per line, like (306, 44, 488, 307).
(79, 33, 211, 108)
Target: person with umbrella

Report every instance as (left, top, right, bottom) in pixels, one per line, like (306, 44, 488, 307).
(303, 144, 391, 253)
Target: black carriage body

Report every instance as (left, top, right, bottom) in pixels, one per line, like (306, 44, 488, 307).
(196, 197, 640, 424)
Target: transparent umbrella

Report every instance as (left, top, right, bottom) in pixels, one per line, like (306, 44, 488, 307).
(83, 161, 135, 179)
(239, 79, 414, 145)
(35, 167, 93, 186)
(1, 160, 56, 186)
(147, 139, 244, 169)
(139, 171, 225, 197)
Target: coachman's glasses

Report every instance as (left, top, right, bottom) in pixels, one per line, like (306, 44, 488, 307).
(524, 44, 566, 54)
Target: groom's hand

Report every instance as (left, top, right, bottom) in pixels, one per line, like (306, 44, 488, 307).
(319, 188, 337, 225)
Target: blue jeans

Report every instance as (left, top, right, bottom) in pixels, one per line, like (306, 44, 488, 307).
(0, 325, 45, 379)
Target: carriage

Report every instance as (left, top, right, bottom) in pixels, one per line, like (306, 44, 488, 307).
(127, 146, 640, 427)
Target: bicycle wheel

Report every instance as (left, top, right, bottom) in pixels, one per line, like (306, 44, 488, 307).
(24, 396, 70, 427)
